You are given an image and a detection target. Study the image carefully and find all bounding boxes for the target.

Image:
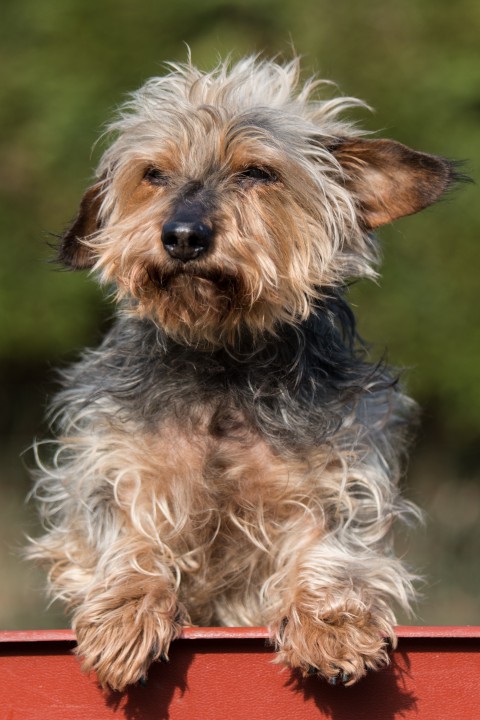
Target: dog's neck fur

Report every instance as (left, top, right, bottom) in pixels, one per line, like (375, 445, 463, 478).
(56, 291, 405, 452)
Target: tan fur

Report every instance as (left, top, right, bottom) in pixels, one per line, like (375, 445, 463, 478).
(30, 395, 415, 688)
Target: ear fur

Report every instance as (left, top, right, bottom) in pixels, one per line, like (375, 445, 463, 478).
(333, 138, 457, 228)
(58, 181, 105, 269)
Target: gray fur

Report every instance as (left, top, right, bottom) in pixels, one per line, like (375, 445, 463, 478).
(52, 293, 413, 455)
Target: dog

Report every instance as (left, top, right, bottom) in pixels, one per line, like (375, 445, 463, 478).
(29, 57, 459, 691)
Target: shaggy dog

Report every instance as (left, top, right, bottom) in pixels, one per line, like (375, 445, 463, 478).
(29, 57, 458, 690)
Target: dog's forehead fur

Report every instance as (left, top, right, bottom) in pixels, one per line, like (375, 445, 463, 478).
(98, 57, 363, 179)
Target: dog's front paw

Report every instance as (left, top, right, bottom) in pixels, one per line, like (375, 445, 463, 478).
(73, 593, 183, 691)
(272, 600, 395, 685)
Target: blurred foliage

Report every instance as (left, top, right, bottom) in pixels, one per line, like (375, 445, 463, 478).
(0, 0, 479, 628)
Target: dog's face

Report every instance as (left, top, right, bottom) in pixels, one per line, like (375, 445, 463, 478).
(60, 59, 455, 346)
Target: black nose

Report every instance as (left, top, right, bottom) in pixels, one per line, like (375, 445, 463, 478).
(161, 221, 213, 262)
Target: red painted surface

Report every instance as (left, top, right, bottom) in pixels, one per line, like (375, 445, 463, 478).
(0, 627, 479, 719)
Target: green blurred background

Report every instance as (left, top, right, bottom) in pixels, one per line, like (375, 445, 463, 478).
(1, 0, 479, 629)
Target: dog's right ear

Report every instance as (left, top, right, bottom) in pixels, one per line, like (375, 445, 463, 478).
(58, 181, 105, 269)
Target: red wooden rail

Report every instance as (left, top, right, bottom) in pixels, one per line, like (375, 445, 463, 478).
(1, 627, 479, 719)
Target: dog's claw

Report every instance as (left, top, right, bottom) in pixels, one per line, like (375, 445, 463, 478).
(327, 667, 352, 685)
(308, 666, 352, 684)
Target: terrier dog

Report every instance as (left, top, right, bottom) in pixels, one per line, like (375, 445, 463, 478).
(29, 57, 458, 691)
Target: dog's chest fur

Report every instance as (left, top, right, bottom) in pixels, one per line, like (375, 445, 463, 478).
(66, 295, 401, 454)
(53, 299, 409, 616)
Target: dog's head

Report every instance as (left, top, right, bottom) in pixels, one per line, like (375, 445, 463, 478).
(59, 57, 456, 346)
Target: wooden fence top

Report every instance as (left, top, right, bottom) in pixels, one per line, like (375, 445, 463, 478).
(1, 627, 479, 719)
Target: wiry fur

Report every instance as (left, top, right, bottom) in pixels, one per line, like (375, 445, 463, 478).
(29, 57, 456, 691)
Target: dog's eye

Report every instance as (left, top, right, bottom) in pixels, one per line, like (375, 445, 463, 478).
(143, 167, 169, 186)
(237, 167, 277, 184)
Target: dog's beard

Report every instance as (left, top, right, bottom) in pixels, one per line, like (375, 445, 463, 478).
(144, 263, 239, 295)
(116, 257, 310, 348)
(123, 261, 253, 346)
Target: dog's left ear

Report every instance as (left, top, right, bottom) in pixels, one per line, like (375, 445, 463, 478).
(333, 138, 456, 229)
(58, 181, 105, 269)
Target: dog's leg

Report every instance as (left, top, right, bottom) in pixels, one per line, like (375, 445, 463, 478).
(268, 535, 406, 684)
(263, 454, 416, 685)
(30, 417, 209, 690)
(31, 512, 184, 690)
(71, 541, 184, 690)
